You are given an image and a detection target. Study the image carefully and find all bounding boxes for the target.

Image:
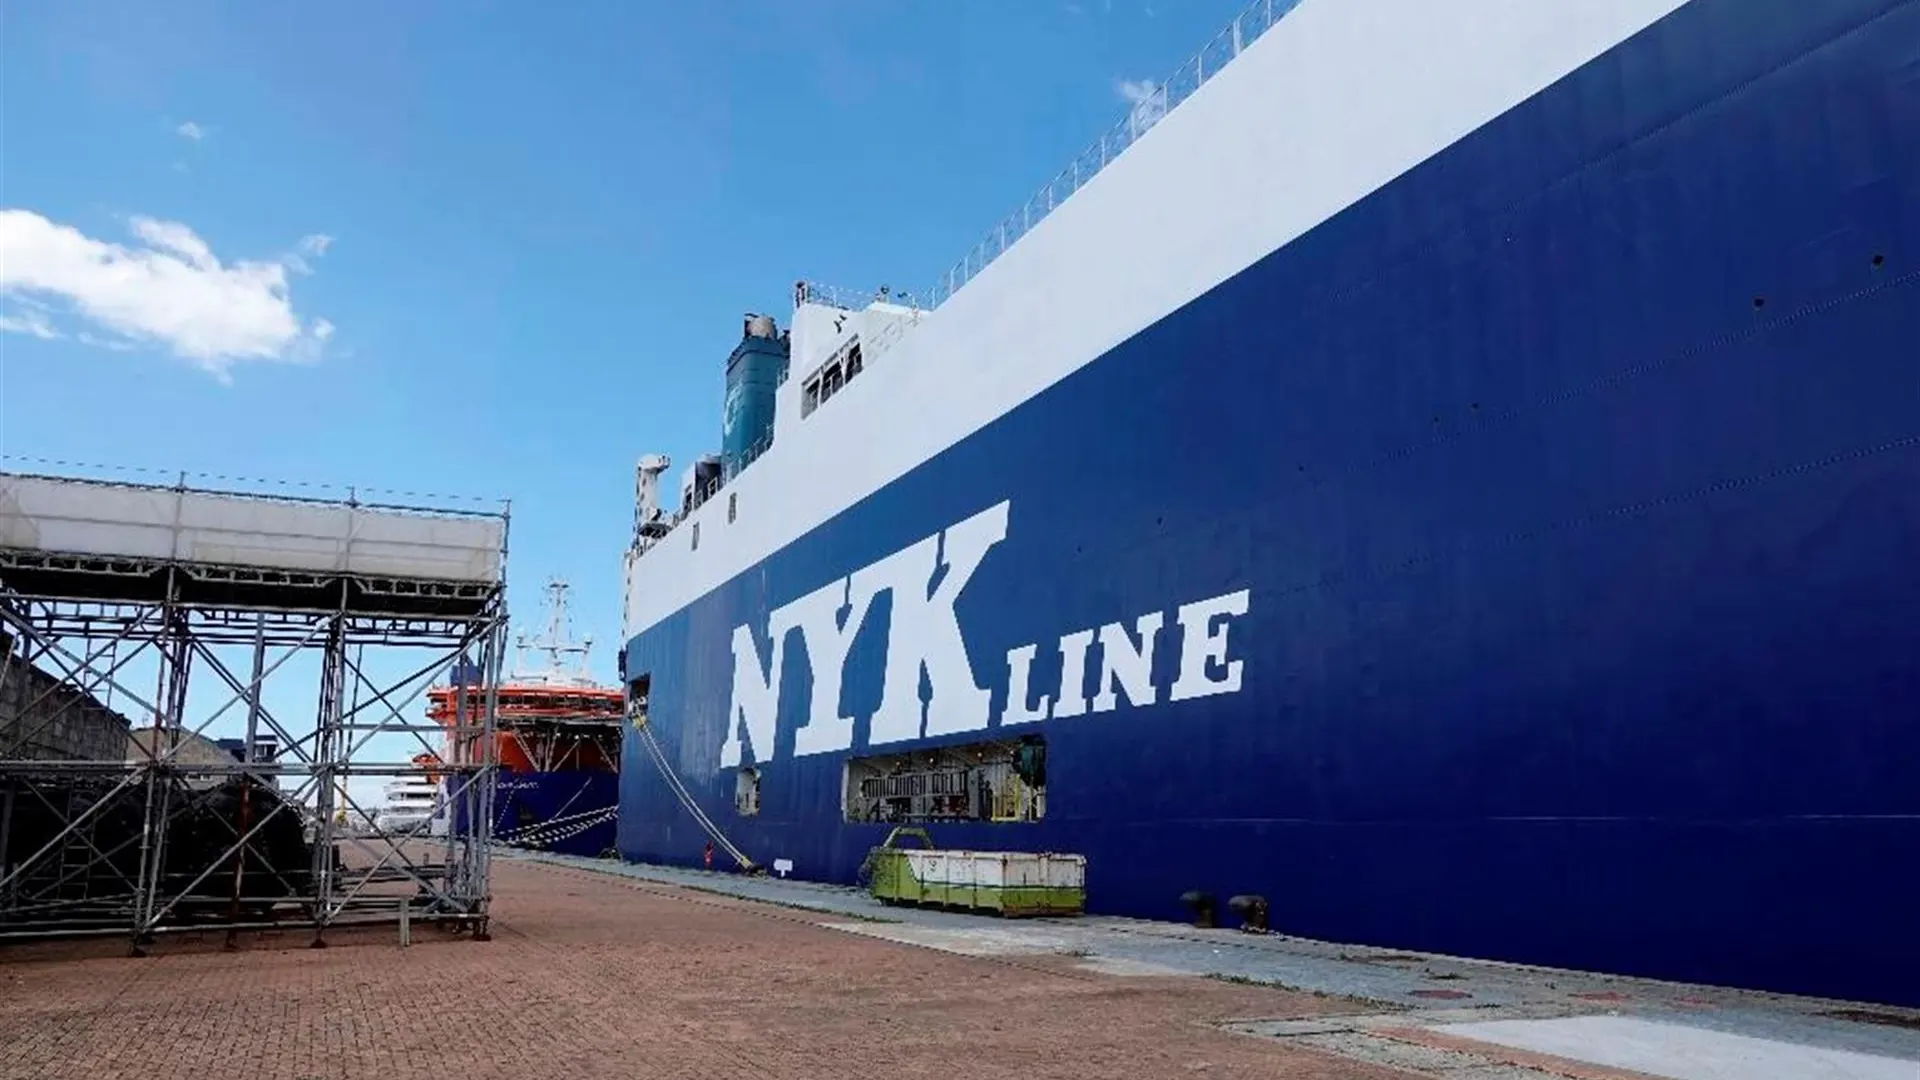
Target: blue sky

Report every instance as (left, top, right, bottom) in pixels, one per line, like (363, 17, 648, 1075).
(1, 0, 1244, 689)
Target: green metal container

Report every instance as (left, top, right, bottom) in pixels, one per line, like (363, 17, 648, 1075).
(864, 826, 1086, 917)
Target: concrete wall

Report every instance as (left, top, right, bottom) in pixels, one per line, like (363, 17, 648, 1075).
(0, 631, 133, 762)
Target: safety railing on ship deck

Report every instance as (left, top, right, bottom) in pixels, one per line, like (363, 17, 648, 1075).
(793, 0, 1308, 317)
(794, 281, 911, 313)
(924, 0, 1307, 310)
(635, 0, 1308, 547)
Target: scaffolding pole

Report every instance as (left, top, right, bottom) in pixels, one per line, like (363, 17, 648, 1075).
(0, 470, 510, 951)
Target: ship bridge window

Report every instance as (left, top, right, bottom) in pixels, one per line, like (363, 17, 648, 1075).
(842, 736, 1045, 825)
(799, 341, 863, 422)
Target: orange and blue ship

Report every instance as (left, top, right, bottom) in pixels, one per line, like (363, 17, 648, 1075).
(438, 580, 622, 858)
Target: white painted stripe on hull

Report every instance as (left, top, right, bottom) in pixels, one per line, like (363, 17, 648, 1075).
(623, 0, 1691, 639)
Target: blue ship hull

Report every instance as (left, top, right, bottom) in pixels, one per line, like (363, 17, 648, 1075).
(620, 0, 1920, 1007)
(492, 771, 619, 858)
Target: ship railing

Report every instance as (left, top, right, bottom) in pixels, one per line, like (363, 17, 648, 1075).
(628, 423, 776, 555)
(722, 430, 777, 483)
(633, 0, 1304, 561)
(0, 453, 507, 516)
(923, 0, 1305, 310)
(793, 281, 929, 314)
(784, 2, 1302, 324)
(860, 306, 925, 364)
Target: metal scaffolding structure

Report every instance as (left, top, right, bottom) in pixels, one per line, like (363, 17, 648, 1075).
(0, 470, 510, 950)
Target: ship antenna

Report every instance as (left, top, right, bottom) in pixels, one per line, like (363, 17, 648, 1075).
(512, 577, 593, 685)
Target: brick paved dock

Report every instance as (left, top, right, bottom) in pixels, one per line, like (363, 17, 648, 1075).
(1, 856, 1407, 1080)
(11, 852, 1917, 1080)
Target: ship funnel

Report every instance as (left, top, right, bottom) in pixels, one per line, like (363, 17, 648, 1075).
(722, 316, 790, 478)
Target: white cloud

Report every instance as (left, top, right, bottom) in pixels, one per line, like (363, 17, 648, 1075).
(1116, 77, 1159, 106)
(77, 331, 138, 352)
(131, 217, 217, 269)
(1116, 77, 1166, 132)
(284, 234, 336, 275)
(176, 120, 206, 141)
(0, 307, 62, 340)
(0, 208, 336, 380)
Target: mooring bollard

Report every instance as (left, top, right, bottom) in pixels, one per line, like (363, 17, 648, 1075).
(1180, 890, 1217, 928)
(1227, 894, 1268, 934)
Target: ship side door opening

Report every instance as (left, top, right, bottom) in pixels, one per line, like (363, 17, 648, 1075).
(626, 675, 650, 728)
(842, 735, 1046, 824)
(735, 766, 760, 816)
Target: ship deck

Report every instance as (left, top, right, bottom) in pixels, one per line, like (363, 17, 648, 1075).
(9, 849, 1912, 1080)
